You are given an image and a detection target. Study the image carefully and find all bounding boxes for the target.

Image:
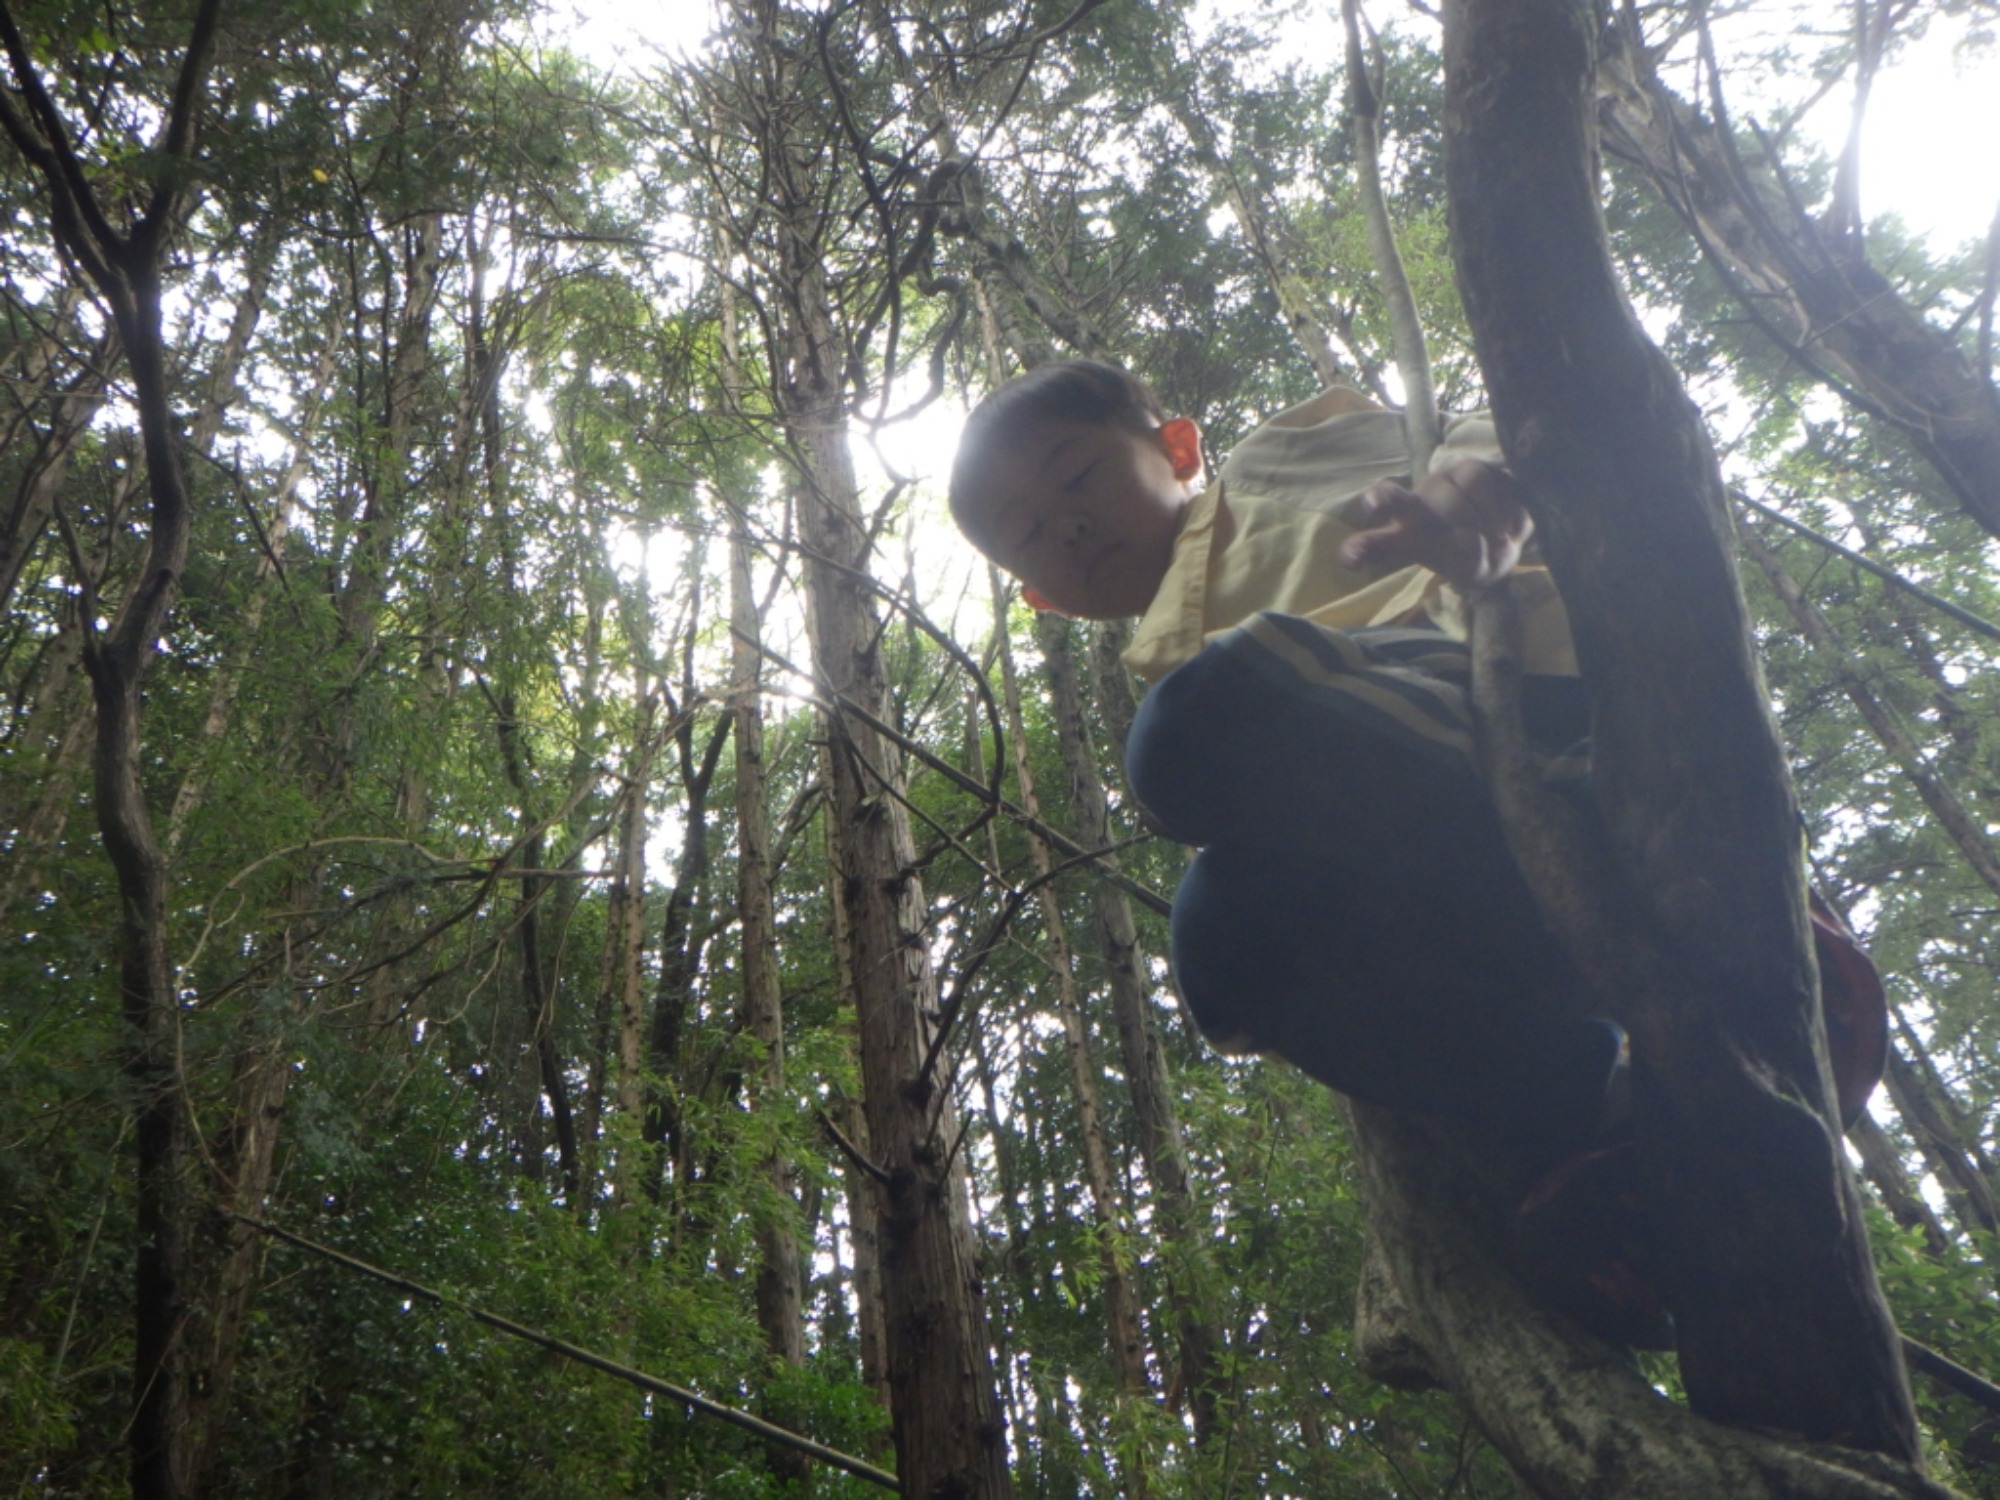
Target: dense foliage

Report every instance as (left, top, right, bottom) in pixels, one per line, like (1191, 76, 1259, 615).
(3, 0, 1999, 1494)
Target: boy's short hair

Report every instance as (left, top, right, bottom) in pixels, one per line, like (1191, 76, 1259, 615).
(949, 360, 1167, 536)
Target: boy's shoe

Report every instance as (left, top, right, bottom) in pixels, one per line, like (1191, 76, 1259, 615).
(1511, 899, 1887, 1353)
(1506, 1019, 1665, 1350)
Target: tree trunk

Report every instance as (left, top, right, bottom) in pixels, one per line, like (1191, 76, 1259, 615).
(704, 3, 1014, 1486)
(1882, 1036, 2000, 1238)
(165, 301, 333, 856)
(986, 585, 1155, 1490)
(0, 616, 89, 928)
(1849, 1110, 1951, 1255)
(1033, 610, 1225, 1445)
(601, 703, 657, 1207)
(1085, 620, 1141, 764)
(1162, 83, 1353, 392)
(964, 1025, 1030, 1467)
(1341, 0, 1439, 461)
(731, 518, 809, 1480)
(991, 580, 1154, 1410)
(0, 325, 109, 616)
(769, 242, 1012, 1500)
(1351, 1103, 1954, 1498)
(0, 7, 226, 1491)
(1434, 0, 1920, 1469)
(643, 704, 730, 1202)
(826, 827, 895, 1440)
(185, 1012, 293, 1488)
(789, 396, 1014, 1499)
(335, 209, 444, 663)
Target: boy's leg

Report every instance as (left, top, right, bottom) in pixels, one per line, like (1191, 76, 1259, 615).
(1172, 839, 1619, 1157)
(1128, 613, 1589, 864)
(1127, 613, 1505, 882)
(1128, 612, 1617, 1156)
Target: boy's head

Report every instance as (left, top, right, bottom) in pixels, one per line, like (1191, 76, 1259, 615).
(949, 361, 1203, 620)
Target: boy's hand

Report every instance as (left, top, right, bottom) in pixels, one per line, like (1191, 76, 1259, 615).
(1340, 458, 1534, 591)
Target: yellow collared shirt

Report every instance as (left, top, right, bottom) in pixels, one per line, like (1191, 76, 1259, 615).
(1121, 389, 1577, 682)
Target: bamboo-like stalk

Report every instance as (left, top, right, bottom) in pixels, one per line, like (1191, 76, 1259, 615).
(1341, 0, 1439, 469)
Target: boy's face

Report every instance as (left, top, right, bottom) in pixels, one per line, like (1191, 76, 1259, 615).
(960, 416, 1201, 620)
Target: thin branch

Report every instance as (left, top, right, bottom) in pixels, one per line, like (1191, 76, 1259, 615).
(817, 1109, 893, 1188)
(1903, 1337, 2000, 1423)
(1978, 198, 1999, 390)
(0, 2, 122, 261)
(1342, 0, 1439, 466)
(1732, 491, 2000, 646)
(136, 0, 225, 249)
(739, 628, 1172, 918)
(919, 836, 1147, 1113)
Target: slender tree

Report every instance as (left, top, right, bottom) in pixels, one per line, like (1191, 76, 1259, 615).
(0, 6, 224, 1492)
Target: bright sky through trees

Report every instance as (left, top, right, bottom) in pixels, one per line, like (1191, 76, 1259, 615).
(554, 0, 2000, 248)
(539, 0, 2000, 658)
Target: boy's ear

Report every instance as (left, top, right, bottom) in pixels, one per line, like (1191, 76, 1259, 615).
(1021, 584, 1071, 616)
(1158, 417, 1204, 482)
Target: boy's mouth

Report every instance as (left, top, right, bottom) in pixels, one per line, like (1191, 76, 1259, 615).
(1086, 542, 1120, 582)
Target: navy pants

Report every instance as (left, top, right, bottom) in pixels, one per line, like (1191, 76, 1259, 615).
(1126, 612, 1607, 1149)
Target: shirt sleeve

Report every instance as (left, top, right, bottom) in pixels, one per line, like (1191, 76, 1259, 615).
(1427, 411, 1505, 472)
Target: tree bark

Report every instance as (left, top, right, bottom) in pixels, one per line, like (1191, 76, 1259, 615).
(642, 702, 730, 1199)
(1882, 1037, 2000, 1238)
(0, 322, 109, 616)
(1849, 1110, 1951, 1255)
(0, 613, 89, 928)
(1162, 81, 1352, 392)
(1439, 0, 1918, 1463)
(734, 9, 1012, 1483)
(826, 820, 895, 1439)
(789, 390, 1014, 1498)
(165, 287, 332, 857)
(185, 1014, 293, 1488)
(601, 704, 657, 1207)
(494, 693, 583, 1203)
(1341, 0, 1439, 465)
(1353, 1103, 1956, 1498)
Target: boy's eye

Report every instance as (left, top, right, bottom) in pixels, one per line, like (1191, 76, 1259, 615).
(1065, 462, 1097, 491)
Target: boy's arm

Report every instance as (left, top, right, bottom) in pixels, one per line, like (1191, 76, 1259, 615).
(1338, 458, 1534, 592)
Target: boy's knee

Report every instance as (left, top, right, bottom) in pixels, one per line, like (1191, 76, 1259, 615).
(1126, 643, 1251, 837)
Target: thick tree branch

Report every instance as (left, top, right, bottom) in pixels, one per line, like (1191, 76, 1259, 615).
(0, 4, 121, 268)
(1598, 18, 2000, 542)
(1350, 1104, 1958, 1499)
(1442, 0, 1919, 1462)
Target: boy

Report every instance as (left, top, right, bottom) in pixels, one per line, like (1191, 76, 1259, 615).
(950, 361, 1625, 1173)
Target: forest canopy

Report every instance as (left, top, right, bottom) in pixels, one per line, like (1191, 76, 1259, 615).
(4, 0, 2000, 1495)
